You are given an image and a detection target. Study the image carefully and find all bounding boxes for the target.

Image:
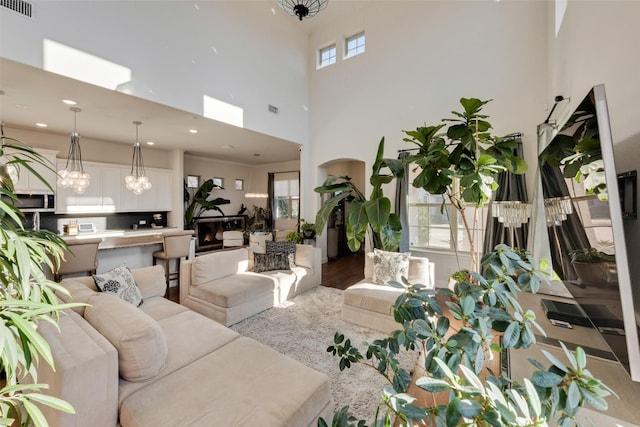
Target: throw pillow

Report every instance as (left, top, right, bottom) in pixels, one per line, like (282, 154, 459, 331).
(266, 241, 297, 268)
(93, 264, 143, 307)
(254, 252, 291, 273)
(372, 249, 410, 286)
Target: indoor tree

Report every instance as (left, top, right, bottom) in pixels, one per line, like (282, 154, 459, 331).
(314, 138, 404, 252)
(183, 178, 231, 230)
(0, 130, 78, 426)
(320, 99, 614, 426)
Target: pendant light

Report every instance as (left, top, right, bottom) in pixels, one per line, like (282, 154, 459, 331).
(125, 121, 152, 195)
(57, 107, 90, 194)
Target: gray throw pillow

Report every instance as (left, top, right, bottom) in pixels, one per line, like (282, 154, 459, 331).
(93, 264, 143, 307)
(266, 241, 297, 268)
(254, 252, 291, 273)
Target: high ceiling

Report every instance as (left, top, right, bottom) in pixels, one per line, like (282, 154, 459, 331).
(0, 1, 367, 165)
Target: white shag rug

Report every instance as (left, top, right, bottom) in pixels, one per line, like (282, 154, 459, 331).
(230, 286, 407, 422)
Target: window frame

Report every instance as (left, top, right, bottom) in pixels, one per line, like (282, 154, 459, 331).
(345, 32, 365, 59)
(273, 172, 300, 220)
(318, 44, 337, 69)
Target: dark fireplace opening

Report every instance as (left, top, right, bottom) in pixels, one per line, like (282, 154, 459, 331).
(194, 216, 246, 252)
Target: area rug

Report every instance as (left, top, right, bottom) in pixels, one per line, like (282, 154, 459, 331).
(230, 285, 414, 422)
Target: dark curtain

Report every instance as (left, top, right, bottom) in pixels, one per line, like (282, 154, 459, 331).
(483, 139, 529, 255)
(541, 164, 590, 280)
(267, 172, 275, 229)
(395, 151, 411, 252)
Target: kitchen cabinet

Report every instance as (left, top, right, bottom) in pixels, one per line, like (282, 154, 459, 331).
(12, 148, 58, 192)
(56, 160, 173, 213)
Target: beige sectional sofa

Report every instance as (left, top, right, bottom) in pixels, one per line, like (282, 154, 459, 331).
(342, 252, 435, 334)
(180, 244, 321, 326)
(37, 265, 332, 427)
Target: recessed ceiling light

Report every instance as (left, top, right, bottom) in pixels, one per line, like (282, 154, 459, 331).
(189, 129, 198, 134)
(146, 141, 155, 146)
(62, 99, 77, 105)
(35, 122, 48, 128)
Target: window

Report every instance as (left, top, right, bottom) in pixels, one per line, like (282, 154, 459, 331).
(407, 169, 486, 252)
(345, 32, 365, 58)
(274, 172, 299, 220)
(318, 45, 336, 68)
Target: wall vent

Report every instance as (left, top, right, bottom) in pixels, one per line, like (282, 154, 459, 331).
(1, 0, 32, 18)
(268, 104, 279, 114)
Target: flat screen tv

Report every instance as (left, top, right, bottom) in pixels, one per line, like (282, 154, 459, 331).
(539, 84, 640, 381)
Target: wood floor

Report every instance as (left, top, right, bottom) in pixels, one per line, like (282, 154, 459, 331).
(167, 251, 364, 303)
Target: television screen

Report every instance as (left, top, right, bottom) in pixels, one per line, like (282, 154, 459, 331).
(539, 84, 640, 381)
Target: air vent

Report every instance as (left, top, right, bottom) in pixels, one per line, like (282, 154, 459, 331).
(1, 0, 33, 18)
(268, 104, 279, 114)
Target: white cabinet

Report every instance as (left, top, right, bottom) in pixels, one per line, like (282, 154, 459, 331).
(12, 149, 58, 192)
(56, 160, 173, 213)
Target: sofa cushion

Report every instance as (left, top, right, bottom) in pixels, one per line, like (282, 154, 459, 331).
(408, 256, 431, 285)
(192, 249, 248, 285)
(119, 337, 331, 427)
(57, 279, 99, 316)
(294, 244, 314, 269)
(254, 252, 290, 272)
(93, 264, 143, 307)
(372, 249, 410, 285)
(84, 293, 167, 382)
(190, 273, 277, 308)
(131, 265, 167, 299)
(343, 282, 405, 315)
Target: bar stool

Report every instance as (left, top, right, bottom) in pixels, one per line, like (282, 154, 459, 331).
(152, 230, 194, 297)
(54, 237, 103, 282)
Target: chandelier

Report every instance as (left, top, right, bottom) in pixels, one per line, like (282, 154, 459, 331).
(57, 107, 90, 194)
(125, 121, 152, 195)
(277, 0, 327, 21)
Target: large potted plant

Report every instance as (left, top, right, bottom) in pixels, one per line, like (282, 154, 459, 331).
(320, 99, 614, 426)
(0, 131, 78, 425)
(314, 138, 404, 252)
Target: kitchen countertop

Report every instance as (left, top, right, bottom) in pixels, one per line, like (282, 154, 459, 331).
(61, 227, 179, 249)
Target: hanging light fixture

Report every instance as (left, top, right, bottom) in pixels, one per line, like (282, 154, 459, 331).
(57, 107, 90, 194)
(277, 0, 327, 21)
(125, 121, 152, 195)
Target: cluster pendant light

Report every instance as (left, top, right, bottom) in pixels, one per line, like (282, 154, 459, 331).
(57, 107, 91, 194)
(125, 121, 152, 195)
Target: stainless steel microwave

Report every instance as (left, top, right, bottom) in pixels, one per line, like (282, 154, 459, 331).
(10, 192, 56, 212)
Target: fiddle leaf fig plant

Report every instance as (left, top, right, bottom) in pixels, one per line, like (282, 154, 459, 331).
(314, 137, 404, 252)
(184, 178, 231, 229)
(0, 131, 80, 426)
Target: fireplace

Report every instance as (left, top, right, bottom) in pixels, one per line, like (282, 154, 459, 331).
(194, 216, 245, 252)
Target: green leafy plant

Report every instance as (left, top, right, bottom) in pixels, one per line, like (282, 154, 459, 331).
(403, 98, 527, 269)
(300, 219, 316, 239)
(314, 138, 404, 252)
(569, 248, 614, 264)
(285, 231, 303, 244)
(0, 132, 80, 426)
(184, 178, 231, 229)
(323, 245, 615, 426)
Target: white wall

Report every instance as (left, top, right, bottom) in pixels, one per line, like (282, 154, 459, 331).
(306, 0, 548, 278)
(0, 1, 311, 145)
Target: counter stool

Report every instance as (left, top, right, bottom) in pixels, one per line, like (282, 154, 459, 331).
(54, 237, 103, 282)
(153, 230, 194, 297)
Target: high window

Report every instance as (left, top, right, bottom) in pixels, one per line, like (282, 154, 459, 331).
(345, 32, 365, 58)
(274, 172, 299, 220)
(407, 169, 486, 252)
(318, 45, 336, 68)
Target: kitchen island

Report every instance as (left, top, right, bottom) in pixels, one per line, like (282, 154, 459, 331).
(61, 227, 189, 274)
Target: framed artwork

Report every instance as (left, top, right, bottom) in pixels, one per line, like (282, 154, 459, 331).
(187, 175, 200, 188)
(235, 179, 244, 191)
(213, 177, 224, 188)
